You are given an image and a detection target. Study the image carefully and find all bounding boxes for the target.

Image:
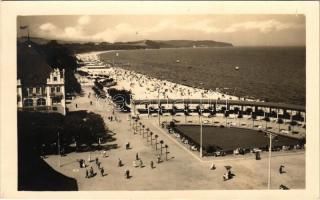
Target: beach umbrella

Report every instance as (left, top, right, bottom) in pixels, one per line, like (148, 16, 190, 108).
(224, 166, 232, 170)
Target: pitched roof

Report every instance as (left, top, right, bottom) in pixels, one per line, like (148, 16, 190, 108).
(17, 41, 52, 86)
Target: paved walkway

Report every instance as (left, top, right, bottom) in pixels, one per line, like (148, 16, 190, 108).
(44, 86, 305, 190)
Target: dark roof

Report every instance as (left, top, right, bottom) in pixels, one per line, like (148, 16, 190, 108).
(133, 99, 305, 112)
(17, 41, 52, 86)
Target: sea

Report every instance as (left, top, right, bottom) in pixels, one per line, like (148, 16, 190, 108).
(99, 47, 305, 106)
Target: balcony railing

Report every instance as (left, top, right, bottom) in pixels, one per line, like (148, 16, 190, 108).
(50, 92, 64, 98)
(26, 93, 47, 97)
(18, 106, 52, 111)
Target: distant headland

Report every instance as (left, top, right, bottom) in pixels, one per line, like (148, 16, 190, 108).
(18, 37, 233, 53)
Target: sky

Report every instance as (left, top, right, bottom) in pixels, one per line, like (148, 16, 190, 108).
(17, 15, 306, 46)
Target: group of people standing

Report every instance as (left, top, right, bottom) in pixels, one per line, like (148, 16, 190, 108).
(84, 157, 105, 178)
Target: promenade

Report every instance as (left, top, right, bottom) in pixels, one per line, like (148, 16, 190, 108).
(44, 86, 305, 190)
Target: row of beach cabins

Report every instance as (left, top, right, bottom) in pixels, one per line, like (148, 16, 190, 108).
(131, 98, 306, 139)
(132, 99, 305, 123)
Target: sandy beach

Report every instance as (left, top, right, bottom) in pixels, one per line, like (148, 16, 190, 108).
(76, 51, 255, 101)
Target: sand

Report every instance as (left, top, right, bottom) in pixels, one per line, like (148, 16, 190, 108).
(76, 51, 257, 102)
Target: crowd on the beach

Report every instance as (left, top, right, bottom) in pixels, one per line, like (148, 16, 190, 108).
(76, 52, 243, 102)
(109, 67, 241, 101)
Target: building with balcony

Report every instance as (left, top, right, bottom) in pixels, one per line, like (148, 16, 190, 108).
(17, 41, 66, 115)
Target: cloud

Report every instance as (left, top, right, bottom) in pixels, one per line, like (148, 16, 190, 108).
(224, 20, 304, 33)
(78, 15, 90, 25)
(64, 27, 79, 37)
(39, 23, 57, 32)
(35, 18, 304, 43)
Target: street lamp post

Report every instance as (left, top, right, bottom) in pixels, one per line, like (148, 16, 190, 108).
(268, 132, 273, 189)
(57, 131, 61, 167)
(158, 88, 161, 126)
(82, 118, 92, 162)
(225, 99, 228, 126)
(200, 98, 203, 158)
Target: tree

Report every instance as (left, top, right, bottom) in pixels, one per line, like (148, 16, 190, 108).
(147, 131, 150, 141)
(277, 118, 284, 124)
(289, 120, 298, 132)
(141, 125, 145, 136)
(169, 121, 175, 128)
(134, 119, 138, 134)
(277, 118, 284, 132)
(171, 106, 177, 116)
(262, 117, 270, 130)
(164, 144, 169, 160)
(224, 111, 229, 118)
(160, 140, 164, 154)
(234, 107, 240, 114)
(150, 132, 154, 144)
(245, 108, 253, 115)
(138, 122, 142, 135)
(155, 135, 159, 149)
(252, 113, 257, 128)
(144, 128, 149, 138)
(41, 41, 81, 94)
(196, 105, 201, 116)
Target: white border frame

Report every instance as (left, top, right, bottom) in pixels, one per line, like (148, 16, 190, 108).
(0, 1, 319, 199)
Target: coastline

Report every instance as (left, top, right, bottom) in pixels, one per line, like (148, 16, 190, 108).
(76, 51, 247, 102)
(93, 47, 305, 106)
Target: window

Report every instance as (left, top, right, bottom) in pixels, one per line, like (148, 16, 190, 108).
(42, 87, 47, 95)
(23, 99, 33, 107)
(37, 98, 46, 106)
(22, 88, 28, 96)
(52, 98, 61, 103)
(56, 86, 60, 92)
(36, 87, 40, 94)
(51, 87, 55, 93)
(53, 77, 57, 81)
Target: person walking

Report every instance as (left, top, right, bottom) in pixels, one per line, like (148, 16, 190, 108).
(100, 167, 104, 177)
(102, 150, 107, 158)
(157, 154, 162, 163)
(125, 142, 130, 150)
(118, 158, 122, 167)
(279, 165, 285, 174)
(139, 159, 143, 168)
(133, 160, 138, 167)
(150, 161, 154, 169)
(136, 153, 139, 160)
(86, 169, 89, 178)
(79, 159, 83, 168)
(75, 104, 78, 108)
(90, 166, 94, 177)
(90, 101, 93, 105)
(210, 162, 216, 170)
(125, 170, 130, 179)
